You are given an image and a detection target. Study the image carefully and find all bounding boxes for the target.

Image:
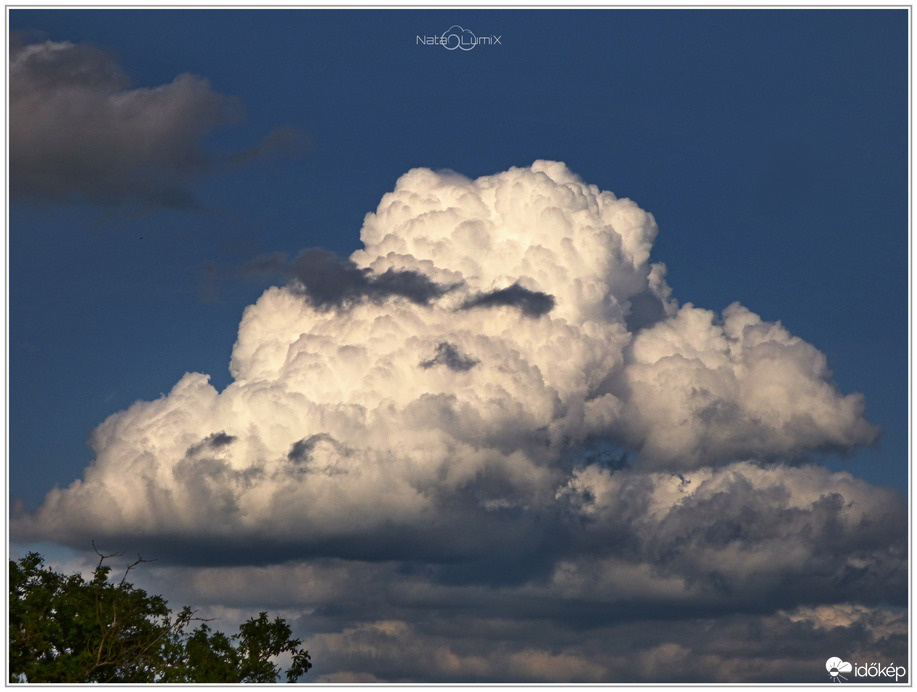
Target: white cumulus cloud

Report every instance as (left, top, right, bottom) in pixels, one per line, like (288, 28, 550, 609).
(13, 161, 904, 682)
(620, 301, 878, 467)
(13, 161, 882, 565)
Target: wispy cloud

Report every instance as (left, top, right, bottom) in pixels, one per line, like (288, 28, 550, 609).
(226, 124, 313, 169)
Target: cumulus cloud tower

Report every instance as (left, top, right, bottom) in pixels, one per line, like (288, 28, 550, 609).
(13, 161, 878, 556)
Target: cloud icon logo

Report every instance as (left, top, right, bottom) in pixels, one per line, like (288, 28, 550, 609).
(440, 24, 477, 51)
(826, 657, 852, 682)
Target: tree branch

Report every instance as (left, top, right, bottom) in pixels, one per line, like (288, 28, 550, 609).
(91, 540, 124, 570)
(120, 554, 157, 587)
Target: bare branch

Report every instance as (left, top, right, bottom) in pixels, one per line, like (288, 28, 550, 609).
(120, 554, 157, 587)
(91, 540, 125, 570)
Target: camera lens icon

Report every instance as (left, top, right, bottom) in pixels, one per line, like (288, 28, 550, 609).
(440, 25, 477, 51)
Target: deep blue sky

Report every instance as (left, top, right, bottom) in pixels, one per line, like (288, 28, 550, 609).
(9, 7, 908, 512)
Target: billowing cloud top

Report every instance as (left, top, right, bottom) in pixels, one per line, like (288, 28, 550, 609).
(14, 162, 883, 570)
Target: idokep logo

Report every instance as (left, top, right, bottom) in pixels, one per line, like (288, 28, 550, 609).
(826, 657, 852, 682)
(826, 657, 907, 682)
(415, 25, 502, 51)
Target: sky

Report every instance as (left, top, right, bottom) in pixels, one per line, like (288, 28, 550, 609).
(7, 7, 909, 684)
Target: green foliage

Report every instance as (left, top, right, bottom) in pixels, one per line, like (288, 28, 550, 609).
(9, 551, 311, 683)
(172, 613, 312, 683)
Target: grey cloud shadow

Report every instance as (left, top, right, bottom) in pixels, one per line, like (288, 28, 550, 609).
(420, 342, 479, 372)
(459, 282, 555, 318)
(209, 248, 455, 309)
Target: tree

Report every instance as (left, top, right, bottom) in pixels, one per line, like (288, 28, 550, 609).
(8, 548, 311, 683)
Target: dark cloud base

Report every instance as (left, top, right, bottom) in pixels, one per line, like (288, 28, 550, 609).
(299, 609, 909, 683)
(139, 554, 907, 683)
